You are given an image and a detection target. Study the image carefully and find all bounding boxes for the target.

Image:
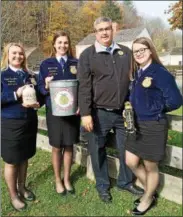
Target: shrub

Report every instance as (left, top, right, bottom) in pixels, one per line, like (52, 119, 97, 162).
(166, 65, 182, 73)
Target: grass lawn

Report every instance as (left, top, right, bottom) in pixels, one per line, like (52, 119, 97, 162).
(37, 106, 46, 116)
(168, 106, 182, 116)
(168, 130, 182, 148)
(1, 149, 182, 216)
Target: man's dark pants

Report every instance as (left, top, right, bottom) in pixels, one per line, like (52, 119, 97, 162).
(88, 109, 134, 192)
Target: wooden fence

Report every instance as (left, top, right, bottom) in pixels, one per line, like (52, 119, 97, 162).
(36, 114, 182, 204)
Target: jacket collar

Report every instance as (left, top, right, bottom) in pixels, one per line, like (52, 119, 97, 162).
(56, 55, 68, 63)
(47, 56, 77, 65)
(9, 65, 23, 72)
(94, 40, 121, 54)
(135, 63, 159, 80)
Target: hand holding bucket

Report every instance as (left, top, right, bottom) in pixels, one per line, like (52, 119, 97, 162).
(45, 76, 54, 90)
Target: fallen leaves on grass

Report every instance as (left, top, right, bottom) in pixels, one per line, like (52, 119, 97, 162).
(82, 188, 89, 196)
(168, 135, 172, 140)
(126, 209, 131, 214)
(7, 211, 16, 216)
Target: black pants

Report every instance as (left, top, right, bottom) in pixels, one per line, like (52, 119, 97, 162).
(88, 109, 134, 192)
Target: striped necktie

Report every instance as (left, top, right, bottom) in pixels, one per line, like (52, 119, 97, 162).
(16, 70, 26, 83)
(106, 47, 112, 53)
(60, 57, 65, 69)
(138, 69, 143, 78)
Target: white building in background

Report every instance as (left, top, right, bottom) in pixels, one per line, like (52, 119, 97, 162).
(159, 47, 182, 66)
(159, 52, 171, 66)
(170, 47, 182, 65)
(76, 25, 151, 58)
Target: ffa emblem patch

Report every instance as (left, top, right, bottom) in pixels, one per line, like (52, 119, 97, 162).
(54, 90, 74, 109)
(142, 77, 153, 88)
(70, 66, 77, 74)
(30, 77, 37, 85)
(118, 50, 124, 56)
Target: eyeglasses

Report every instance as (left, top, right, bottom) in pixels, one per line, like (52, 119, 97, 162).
(95, 26, 112, 33)
(133, 48, 149, 56)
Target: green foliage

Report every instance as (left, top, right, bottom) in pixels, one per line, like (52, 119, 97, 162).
(165, 1, 182, 30)
(159, 165, 182, 178)
(123, 0, 134, 10)
(168, 106, 182, 116)
(122, 0, 142, 29)
(165, 65, 182, 72)
(38, 129, 48, 136)
(101, 1, 122, 22)
(143, 17, 178, 52)
(168, 130, 183, 148)
(2, 1, 49, 46)
(37, 106, 46, 116)
(1, 1, 181, 57)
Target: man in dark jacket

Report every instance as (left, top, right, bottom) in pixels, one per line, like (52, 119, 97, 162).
(78, 17, 143, 203)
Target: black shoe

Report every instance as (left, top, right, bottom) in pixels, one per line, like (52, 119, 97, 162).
(19, 189, 36, 201)
(66, 187, 75, 194)
(57, 189, 66, 196)
(132, 197, 156, 215)
(98, 190, 112, 203)
(134, 197, 142, 206)
(134, 191, 159, 206)
(117, 184, 144, 195)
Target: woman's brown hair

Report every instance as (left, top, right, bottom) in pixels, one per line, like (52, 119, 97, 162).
(50, 31, 73, 57)
(1, 42, 28, 72)
(130, 37, 163, 80)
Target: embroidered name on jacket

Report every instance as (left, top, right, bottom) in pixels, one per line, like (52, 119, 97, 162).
(4, 77, 18, 86)
(48, 67, 58, 76)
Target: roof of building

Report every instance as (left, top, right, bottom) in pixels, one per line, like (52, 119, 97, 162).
(170, 47, 182, 55)
(114, 26, 145, 42)
(77, 26, 146, 45)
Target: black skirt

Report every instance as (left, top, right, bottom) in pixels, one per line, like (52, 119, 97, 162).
(46, 109, 80, 148)
(125, 119, 168, 162)
(1, 117, 38, 164)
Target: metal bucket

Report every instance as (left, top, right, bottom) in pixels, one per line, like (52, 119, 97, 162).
(49, 79, 78, 116)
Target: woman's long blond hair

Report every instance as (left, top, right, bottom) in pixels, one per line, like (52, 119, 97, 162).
(1, 42, 29, 72)
(130, 37, 163, 80)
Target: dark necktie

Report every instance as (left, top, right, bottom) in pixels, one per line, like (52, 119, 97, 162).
(17, 70, 26, 82)
(138, 69, 143, 78)
(106, 47, 112, 53)
(60, 57, 65, 70)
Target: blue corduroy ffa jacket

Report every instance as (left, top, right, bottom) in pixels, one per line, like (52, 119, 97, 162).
(38, 56, 78, 108)
(1, 67, 42, 119)
(129, 63, 183, 121)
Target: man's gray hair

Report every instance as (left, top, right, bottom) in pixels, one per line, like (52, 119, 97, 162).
(94, 17, 112, 29)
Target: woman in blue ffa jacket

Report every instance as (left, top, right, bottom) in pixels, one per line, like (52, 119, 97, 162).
(125, 37, 183, 215)
(38, 31, 80, 195)
(1, 43, 41, 211)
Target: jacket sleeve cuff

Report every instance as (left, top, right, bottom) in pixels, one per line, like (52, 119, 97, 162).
(14, 92, 18, 100)
(40, 87, 49, 96)
(80, 109, 91, 117)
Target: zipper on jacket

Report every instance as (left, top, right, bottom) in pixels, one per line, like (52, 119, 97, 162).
(111, 55, 120, 108)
